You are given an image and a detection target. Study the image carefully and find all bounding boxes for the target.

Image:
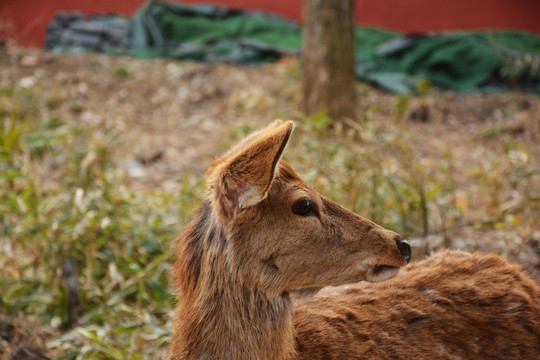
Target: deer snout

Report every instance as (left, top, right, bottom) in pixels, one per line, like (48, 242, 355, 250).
(396, 239, 411, 264)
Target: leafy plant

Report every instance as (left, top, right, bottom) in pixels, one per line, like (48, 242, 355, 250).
(0, 87, 202, 359)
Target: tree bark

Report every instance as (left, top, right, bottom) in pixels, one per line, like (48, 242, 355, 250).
(302, 0, 357, 121)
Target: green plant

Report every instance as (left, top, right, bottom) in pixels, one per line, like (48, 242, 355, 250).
(0, 107, 26, 162)
(0, 87, 203, 359)
(112, 67, 130, 78)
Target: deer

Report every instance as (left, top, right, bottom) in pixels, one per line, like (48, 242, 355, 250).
(169, 120, 540, 360)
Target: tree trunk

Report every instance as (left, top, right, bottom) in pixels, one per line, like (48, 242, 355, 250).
(302, 0, 357, 121)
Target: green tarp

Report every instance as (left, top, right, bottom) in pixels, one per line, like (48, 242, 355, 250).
(128, 2, 302, 62)
(358, 32, 540, 93)
(48, 1, 540, 94)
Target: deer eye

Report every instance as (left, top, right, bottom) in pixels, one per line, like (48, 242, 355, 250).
(292, 199, 316, 217)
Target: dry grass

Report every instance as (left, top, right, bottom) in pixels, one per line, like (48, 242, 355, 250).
(1, 46, 539, 359)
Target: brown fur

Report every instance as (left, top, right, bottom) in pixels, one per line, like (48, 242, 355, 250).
(295, 250, 540, 359)
(169, 120, 540, 360)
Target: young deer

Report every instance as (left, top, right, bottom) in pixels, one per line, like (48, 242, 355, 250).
(169, 120, 540, 360)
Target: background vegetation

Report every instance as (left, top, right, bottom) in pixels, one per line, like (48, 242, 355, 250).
(1, 49, 539, 359)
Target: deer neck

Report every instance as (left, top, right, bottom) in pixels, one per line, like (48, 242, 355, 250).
(171, 202, 296, 360)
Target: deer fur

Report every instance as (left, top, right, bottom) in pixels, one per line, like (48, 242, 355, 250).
(169, 120, 540, 360)
(295, 250, 540, 359)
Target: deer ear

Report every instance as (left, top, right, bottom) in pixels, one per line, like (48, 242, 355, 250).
(208, 120, 294, 221)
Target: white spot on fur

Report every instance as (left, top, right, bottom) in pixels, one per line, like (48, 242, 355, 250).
(366, 266, 399, 282)
(357, 263, 369, 271)
(423, 288, 438, 301)
(239, 184, 263, 208)
(505, 302, 521, 313)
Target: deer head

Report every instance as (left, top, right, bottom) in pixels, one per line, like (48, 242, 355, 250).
(205, 120, 410, 298)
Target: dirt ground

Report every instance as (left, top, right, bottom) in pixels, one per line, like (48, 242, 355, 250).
(2, 48, 540, 278)
(1, 47, 540, 357)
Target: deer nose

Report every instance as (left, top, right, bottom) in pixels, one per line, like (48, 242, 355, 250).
(396, 239, 411, 263)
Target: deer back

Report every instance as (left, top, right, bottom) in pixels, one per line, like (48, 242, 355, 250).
(294, 250, 540, 359)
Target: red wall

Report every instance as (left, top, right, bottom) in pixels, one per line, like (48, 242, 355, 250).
(2, 0, 540, 48)
(355, 0, 540, 35)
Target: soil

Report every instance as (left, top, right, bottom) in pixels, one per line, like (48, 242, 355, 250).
(1, 45, 540, 359)
(2, 48, 540, 277)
